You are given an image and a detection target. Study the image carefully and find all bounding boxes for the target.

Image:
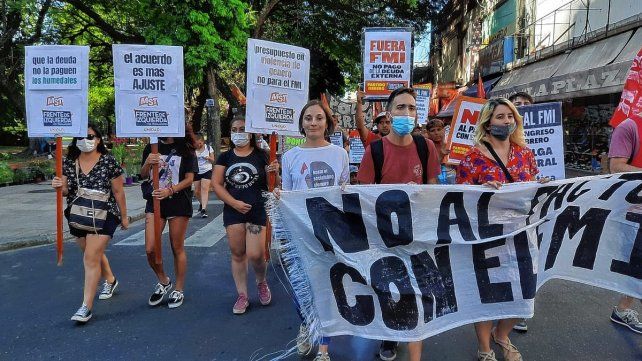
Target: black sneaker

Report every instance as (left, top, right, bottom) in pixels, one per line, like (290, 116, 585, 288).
(98, 278, 119, 300)
(378, 340, 398, 360)
(148, 280, 172, 306)
(71, 304, 92, 323)
(168, 290, 184, 308)
(200, 209, 208, 218)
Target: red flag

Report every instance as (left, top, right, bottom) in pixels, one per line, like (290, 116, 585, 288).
(477, 73, 486, 99)
(320, 92, 330, 108)
(610, 47, 642, 127)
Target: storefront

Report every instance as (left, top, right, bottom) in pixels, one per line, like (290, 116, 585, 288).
(489, 26, 642, 176)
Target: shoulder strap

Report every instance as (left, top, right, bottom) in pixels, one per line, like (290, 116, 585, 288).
(370, 139, 384, 184)
(482, 141, 514, 183)
(412, 135, 429, 184)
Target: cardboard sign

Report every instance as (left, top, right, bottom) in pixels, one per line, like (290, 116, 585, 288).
(520, 102, 565, 180)
(113, 45, 185, 137)
(363, 28, 413, 100)
(445, 97, 486, 164)
(24, 46, 89, 137)
(246, 39, 310, 136)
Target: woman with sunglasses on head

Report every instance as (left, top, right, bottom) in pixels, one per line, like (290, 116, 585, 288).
(212, 115, 280, 315)
(456, 98, 544, 361)
(51, 124, 128, 323)
(276, 100, 350, 361)
(140, 128, 198, 309)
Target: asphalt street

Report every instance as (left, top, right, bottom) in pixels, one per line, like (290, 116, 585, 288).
(1, 199, 641, 361)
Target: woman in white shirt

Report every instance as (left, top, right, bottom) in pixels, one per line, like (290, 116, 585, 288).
(193, 133, 215, 218)
(278, 100, 349, 361)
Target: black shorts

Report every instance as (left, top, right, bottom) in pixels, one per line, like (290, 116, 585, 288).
(65, 208, 120, 238)
(223, 203, 267, 227)
(145, 191, 193, 218)
(194, 170, 212, 181)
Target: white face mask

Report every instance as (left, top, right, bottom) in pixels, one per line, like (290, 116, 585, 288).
(77, 138, 97, 153)
(231, 132, 250, 147)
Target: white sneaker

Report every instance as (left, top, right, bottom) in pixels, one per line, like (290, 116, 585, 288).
(297, 323, 312, 355)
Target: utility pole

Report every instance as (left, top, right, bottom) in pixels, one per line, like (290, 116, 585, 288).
(206, 67, 221, 155)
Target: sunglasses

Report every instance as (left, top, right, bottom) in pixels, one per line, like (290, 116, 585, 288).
(75, 134, 97, 141)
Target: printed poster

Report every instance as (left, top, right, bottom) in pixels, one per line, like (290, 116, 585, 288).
(113, 45, 185, 137)
(246, 39, 310, 136)
(24, 45, 89, 137)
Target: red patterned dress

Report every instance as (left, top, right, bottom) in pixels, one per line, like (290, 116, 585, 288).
(456, 143, 539, 185)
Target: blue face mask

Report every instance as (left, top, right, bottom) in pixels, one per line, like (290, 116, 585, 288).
(391, 115, 415, 136)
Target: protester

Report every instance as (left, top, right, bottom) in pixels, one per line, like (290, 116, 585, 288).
(356, 89, 391, 146)
(51, 124, 128, 323)
(607, 116, 642, 335)
(193, 133, 215, 218)
(357, 87, 440, 361)
(411, 125, 422, 136)
(140, 129, 197, 309)
(425, 118, 450, 161)
(507, 93, 533, 332)
(456, 97, 541, 361)
(508, 92, 533, 107)
(278, 99, 349, 361)
(349, 164, 359, 185)
(212, 115, 279, 315)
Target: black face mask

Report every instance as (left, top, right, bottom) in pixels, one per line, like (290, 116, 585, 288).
(488, 124, 516, 141)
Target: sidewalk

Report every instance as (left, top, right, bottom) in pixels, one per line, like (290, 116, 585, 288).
(0, 181, 147, 251)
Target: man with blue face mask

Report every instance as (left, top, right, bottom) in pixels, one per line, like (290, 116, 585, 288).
(357, 87, 441, 361)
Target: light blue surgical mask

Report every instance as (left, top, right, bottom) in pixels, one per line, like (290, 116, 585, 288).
(391, 115, 415, 136)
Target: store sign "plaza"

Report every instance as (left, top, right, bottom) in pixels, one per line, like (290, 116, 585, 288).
(493, 61, 630, 101)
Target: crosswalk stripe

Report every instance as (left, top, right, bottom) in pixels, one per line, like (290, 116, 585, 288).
(115, 227, 167, 246)
(184, 213, 226, 247)
(115, 213, 226, 247)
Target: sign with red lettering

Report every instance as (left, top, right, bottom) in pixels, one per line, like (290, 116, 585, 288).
(445, 96, 487, 164)
(363, 28, 413, 100)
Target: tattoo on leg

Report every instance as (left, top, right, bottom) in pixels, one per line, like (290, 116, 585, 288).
(246, 224, 263, 234)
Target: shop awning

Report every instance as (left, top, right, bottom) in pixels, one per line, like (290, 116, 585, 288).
(462, 76, 502, 98)
(489, 28, 641, 101)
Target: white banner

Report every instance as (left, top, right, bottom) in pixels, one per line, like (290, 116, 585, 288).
(520, 102, 566, 180)
(270, 173, 642, 342)
(113, 45, 185, 137)
(246, 39, 310, 136)
(24, 45, 89, 137)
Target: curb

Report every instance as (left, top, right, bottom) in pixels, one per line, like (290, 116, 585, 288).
(0, 211, 147, 253)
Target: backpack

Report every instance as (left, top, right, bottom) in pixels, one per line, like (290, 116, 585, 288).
(371, 135, 429, 184)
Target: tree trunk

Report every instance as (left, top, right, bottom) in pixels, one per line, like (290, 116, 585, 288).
(206, 67, 221, 155)
(191, 83, 207, 133)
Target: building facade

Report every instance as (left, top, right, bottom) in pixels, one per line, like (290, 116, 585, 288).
(431, 0, 642, 175)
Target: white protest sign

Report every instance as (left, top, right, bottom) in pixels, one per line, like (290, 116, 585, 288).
(24, 46, 89, 137)
(349, 135, 366, 164)
(520, 102, 565, 180)
(330, 131, 344, 148)
(113, 45, 185, 137)
(246, 39, 310, 136)
(415, 85, 431, 125)
(270, 174, 642, 342)
(363, 28, 413, 100)
(444, 97, 486, 164)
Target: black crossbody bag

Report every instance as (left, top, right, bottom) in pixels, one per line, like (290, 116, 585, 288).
(482, 141, 514, 183)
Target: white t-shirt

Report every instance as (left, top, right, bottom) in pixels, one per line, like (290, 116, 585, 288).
(196, 144, 214, 174)
(281, 144, 350, 191)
